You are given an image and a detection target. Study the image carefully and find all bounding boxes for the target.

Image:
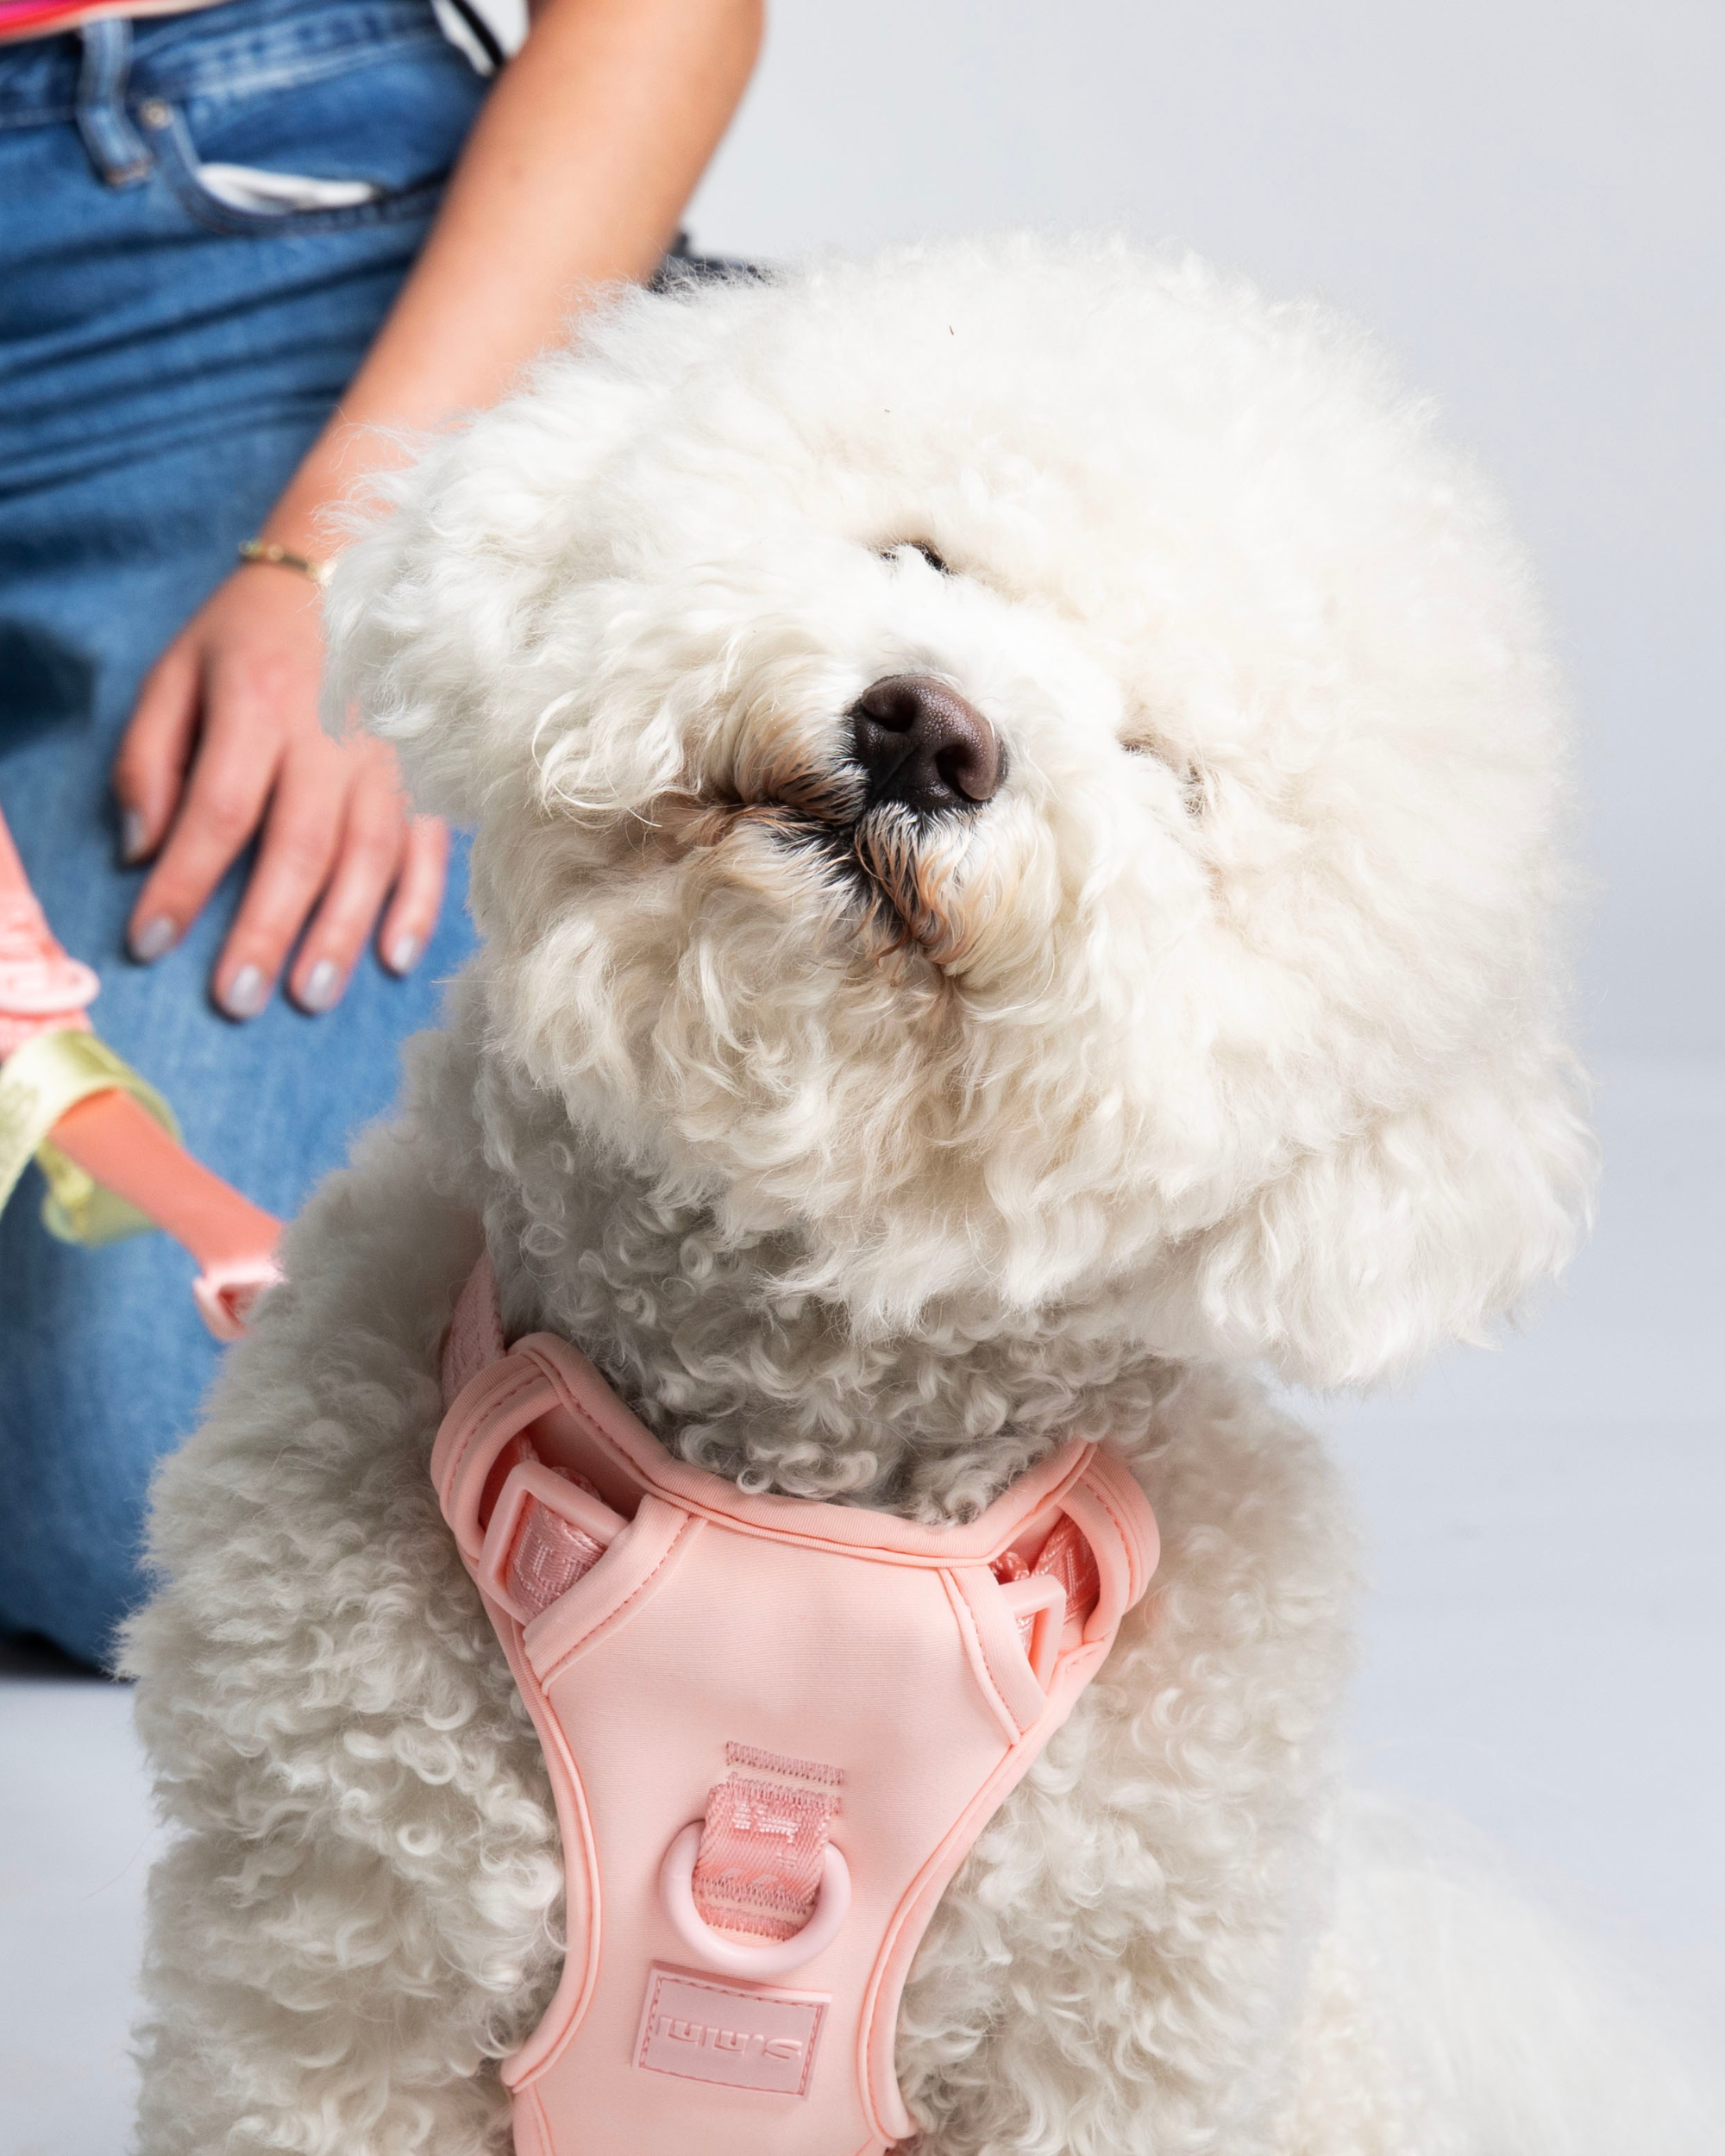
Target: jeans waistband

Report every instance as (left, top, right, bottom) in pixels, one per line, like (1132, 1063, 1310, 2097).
(0, 0, 442, 128)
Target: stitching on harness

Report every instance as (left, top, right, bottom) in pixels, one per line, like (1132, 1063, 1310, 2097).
(1076, 1467, 1136, 1591)
(442, 1361, 546, 1498)
(538, 1514, 697, 1683)
(633, 1967, 825, 2097)
(538, 1381, 628, 1471)
(982, 1442, 1094, 1563)
(516, 1343, 646, 1492)
(945, 1570, 1028, 1738)
(724, 1741, 844, 1787)
(444, 1363, 542, 1488)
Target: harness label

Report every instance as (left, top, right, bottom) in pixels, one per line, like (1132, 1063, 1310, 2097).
(634, 1965, 827, 2097)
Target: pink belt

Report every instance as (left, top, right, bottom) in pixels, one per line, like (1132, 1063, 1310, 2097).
(434, 1257, 1159, 2156)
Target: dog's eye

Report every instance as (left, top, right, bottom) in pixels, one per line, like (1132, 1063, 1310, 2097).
(880, 541, 950, 575)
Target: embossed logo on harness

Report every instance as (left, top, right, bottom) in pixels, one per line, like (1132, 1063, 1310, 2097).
(635, 1965, 827, 2096)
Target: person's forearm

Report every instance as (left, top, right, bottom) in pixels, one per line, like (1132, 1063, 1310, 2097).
(263, 0, 762, 555)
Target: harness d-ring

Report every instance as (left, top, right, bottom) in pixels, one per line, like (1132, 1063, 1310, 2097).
(658, 1821, 851, 1977)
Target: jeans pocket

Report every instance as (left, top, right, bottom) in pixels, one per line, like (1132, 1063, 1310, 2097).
(141, 36, 484, 237)
(192, 160, 382, 215)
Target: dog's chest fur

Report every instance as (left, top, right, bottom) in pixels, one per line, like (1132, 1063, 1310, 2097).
(475, 1051, 1363, 2147)
(130, 1034, 1360, 2156)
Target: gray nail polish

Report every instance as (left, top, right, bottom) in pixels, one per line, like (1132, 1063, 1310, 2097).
(387, 933, 422, 975)
(121, 809, 148, 864)
(222, 964, 267, 1019)
(302, 958, 342, 1011)
(131, 915, 177, 963)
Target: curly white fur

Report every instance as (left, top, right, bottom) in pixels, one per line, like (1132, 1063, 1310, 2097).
(126, 236, 1707, 2155)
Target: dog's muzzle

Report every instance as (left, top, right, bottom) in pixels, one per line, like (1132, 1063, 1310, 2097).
(848, 674, 1004, 815)
(719, 674, 1004, 962)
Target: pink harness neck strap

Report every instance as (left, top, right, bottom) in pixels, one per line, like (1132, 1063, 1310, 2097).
(435, 1254, 1158, 2156)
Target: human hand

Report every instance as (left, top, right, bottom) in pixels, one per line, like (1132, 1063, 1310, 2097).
(114, 564, 448, 1018)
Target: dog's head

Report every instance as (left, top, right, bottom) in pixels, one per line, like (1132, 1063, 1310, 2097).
(329, 236, 1591, 1388)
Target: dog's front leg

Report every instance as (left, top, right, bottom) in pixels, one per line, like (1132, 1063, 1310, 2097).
(128, 1064, 562, 2156)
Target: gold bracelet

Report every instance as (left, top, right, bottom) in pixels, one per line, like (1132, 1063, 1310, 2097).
(237, 538, 334, 589)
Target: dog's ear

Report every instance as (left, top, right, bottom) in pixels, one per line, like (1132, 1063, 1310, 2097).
(321, 341, 655, 824)
(1145, 1037, 1596, 1389)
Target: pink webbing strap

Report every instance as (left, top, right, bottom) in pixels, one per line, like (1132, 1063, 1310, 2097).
(693, 1746, 844, 1942)
(441, 1250, 507, 1403)
(504, 1457, 614, 1614)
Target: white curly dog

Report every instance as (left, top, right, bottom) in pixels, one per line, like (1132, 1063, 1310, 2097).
(127, 237, 1712, 2154)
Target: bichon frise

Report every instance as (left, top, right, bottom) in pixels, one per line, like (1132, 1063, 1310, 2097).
(128, 236, 1709, 2155)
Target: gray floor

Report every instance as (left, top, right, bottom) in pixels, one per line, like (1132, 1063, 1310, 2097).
(3, 1054, 1721, 2155)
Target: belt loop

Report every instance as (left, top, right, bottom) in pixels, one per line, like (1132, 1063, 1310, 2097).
(76, 17, 151, 187)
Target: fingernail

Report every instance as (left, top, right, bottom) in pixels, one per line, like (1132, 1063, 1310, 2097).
(120, 809, 148, 864)
(131, 915, 177, 963)
(301, 957, 342, 1011)
(386, 933, 422, 975)
(221, 964, 267, 1019)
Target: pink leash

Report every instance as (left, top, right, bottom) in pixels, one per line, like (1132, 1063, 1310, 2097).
(0, 799, 281, 1338)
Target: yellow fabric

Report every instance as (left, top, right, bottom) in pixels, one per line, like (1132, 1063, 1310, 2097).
(0, 1029, 180, 1246)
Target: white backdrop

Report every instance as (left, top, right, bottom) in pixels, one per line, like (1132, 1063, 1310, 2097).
(4, 10, 1722, 2148)
(687, 0, 1725, 1055)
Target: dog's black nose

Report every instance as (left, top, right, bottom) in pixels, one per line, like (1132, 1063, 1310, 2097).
(850, 674, 1003, 813)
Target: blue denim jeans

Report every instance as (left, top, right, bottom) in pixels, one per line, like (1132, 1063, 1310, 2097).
(0, 0, 488, 1668)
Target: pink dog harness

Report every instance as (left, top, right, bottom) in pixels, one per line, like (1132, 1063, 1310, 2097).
(434, 1257, 1158, 2156)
